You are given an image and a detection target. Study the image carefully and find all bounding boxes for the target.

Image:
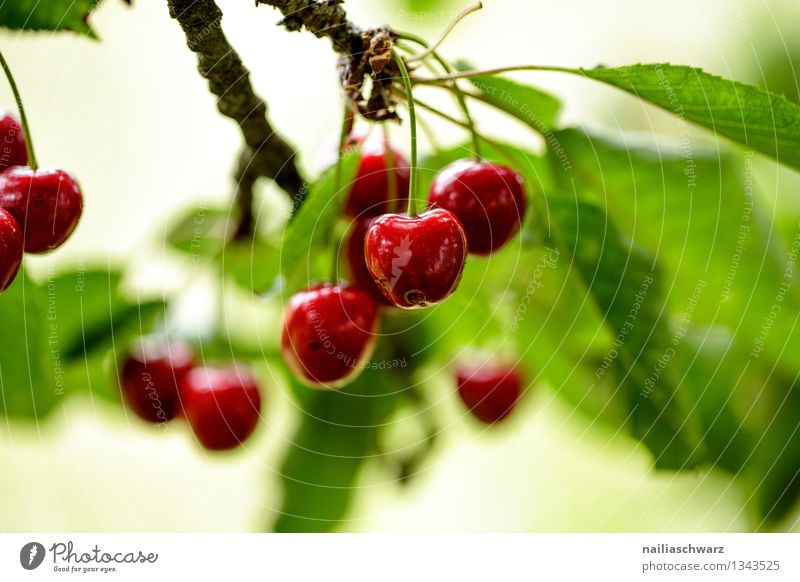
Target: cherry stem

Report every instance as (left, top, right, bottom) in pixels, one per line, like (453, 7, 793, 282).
(405, 2, 483, 65)
(0, 51, 37, 170)
(334, 102, 352, 195)
(438, 60, 481, 160)
(397, 33, 481, 160)
(406, 93, 505, 155)
(412, 64, 579, 85)
(392, 49, 419, 218)
(331, 102, 353, 282)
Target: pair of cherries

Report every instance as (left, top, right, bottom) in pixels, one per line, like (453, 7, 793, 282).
(281, 136, 408, 388)
(120, 339, 262, 451)
(352, 144, 527, 309)
(0, 111, 84, 291)
(282, 288, 527, 420)
(281, 136, 527, 390)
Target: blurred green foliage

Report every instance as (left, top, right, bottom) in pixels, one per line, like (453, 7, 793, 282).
(0, 0, 105, 37)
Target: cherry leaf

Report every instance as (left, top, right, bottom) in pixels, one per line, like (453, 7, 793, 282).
(0, 0, 106, 38)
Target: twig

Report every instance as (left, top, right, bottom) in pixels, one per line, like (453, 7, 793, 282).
(398, 33, 481, 159)
(405, 2, 483, 64)
(255, 0, 363, 55)
(412, 64, 578, 84)
(0, 51, 37, 169)
(167, 0, 305, 239)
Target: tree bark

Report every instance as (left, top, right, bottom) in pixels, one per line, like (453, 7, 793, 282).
(255, 0, 363, 55)
(167, 0, 305, 238)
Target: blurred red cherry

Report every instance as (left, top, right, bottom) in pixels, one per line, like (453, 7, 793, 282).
(181, 365, 262, 451)
(344, 217, 393, 306)
(456, 362, 523, 424)
(120, 338, 195, 424)
(429, 160, 526, 255)
(281, 283, 379, 387)
(345, 135, 409, 218)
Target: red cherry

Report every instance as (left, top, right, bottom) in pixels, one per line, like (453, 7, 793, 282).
(344, 217, 393, 307)
(345, 137, 410, 217)
(0, 112, 27, 173)
(181, 365, 262, 451)
(428, 160, 526, 255)
(0, 166, 83, 253)
(120, 339, 195, 424)
(0, 207, 23, 292)
(456, 362, 523, 424)
(281, 284, 379, 387)
(364, 208, 467, 308)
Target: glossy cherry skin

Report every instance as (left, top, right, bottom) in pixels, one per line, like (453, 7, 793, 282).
(0, 112, 28, 173)
(344, 218, 393, 307)
(428, 160, 526, 255)
(0, 167, 83, 253)
(456, 362, 523, 424)
(0, 207, 23, 292)
(345, 137, 410, 217)
(281, 284, 379, 388)
(181, 365, 262, 451)
(364, 208, 467, 308)
(120, 339, 195, 424)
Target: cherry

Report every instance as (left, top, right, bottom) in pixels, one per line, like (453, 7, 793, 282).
(344, 217, 393, 307)
(120, 338, 195, 424)
(456, 362, 524, 424)
(345, 136, 410, 218)
(428, 160, 527, 255)
(281, 283, 379, 387)
(0, 166, 83, 253)
(181, 365, 262, 451)
(0, 207, 23, 292)
(364, 208, 467, 308)
(0, 111, 27, 173)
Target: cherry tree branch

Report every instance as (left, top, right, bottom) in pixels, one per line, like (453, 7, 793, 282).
(255, 0, 363, 55)
(167, 0, 305, 239)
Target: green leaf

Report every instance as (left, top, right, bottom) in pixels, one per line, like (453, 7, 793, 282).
(743, 375, 800, 527)
(62, 348, 116, 404)
(46, 268, 123, 358)
(544, 197, 705, 469)
(0, 267, 59, 419)
(221, 239, 281, 293)
(676, 328, 756, 474)
(0, 0, 105, 37)
(579, 64, 800, 171)
(166, 206, 230, 258)
(274, 364, 403, 532)
(279, 151, 360, 290)
(397, 0, 459, 13)
(422, 139, 703, 467)
(552, 128, 800, 376)
(421, 141, 671, 442)
(30, 266, 165, 405)
(45, 267, 165, 361)
(69, 297, 166, 404)
(462, 73, 562, 131)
